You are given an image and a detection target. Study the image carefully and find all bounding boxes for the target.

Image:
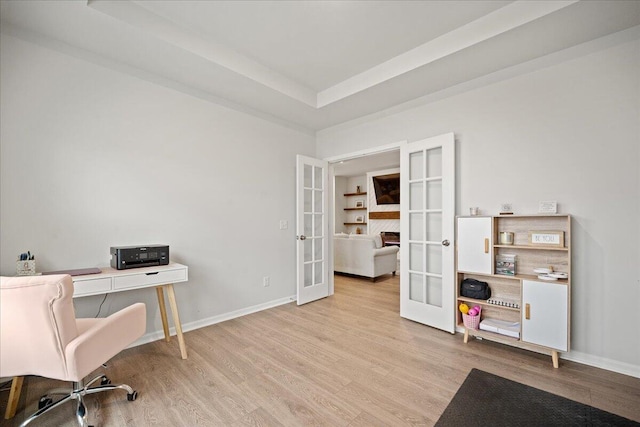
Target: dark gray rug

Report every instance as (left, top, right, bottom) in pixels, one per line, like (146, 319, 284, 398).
(436, 368, 639, 427)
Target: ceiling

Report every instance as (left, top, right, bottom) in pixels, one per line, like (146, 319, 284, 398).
(1, 1, 639, 133)
(332, 149, 400, 178)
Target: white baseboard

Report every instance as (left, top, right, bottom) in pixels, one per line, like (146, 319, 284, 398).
(563, 350, 640, 379)
(454, 325, 639, 378)
(130, 294, 296, 348)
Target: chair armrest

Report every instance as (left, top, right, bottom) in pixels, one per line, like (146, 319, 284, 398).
(64, 303, 146, 381)
(373, 246, 400, 257)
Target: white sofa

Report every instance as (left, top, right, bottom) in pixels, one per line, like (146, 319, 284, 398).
(334, 234, 399, 281)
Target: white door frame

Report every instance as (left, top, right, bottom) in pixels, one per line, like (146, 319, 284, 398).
(323, 140, 406, 296)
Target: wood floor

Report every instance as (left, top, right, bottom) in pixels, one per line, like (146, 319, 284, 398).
(2, 273, 639, 426)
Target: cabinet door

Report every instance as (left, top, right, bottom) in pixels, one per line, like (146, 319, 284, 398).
(457, 217, 492, 274)
(522, 280, 568, 351)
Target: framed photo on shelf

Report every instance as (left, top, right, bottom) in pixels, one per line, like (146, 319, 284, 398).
(529, 230, 564, 247)
(355, 200, 364, 208)
(355, 215, 364, 223)
(538, 200, 558, 214)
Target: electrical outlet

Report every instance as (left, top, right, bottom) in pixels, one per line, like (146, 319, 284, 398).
(263, 276, 270, 287)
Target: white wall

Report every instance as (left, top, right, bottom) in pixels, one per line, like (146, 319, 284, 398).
(318, 38, 640, 375)
(0, 35, 315, 336)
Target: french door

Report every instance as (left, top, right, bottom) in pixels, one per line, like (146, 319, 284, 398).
(400, 133, 456, 333)
(295, 155, 330, 305)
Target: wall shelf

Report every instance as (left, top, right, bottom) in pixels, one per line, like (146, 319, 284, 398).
(344, 192, 367, 197)
(344, 207, 367, 211)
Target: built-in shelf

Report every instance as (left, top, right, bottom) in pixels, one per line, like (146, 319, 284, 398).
(344, 207, 368, 211)
(344, 192, 367, 197)
(344, 222, 368, 225)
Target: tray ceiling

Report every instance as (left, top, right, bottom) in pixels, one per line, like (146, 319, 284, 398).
(1, 0, 639, 132)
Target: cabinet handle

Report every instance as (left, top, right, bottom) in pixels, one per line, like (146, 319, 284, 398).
(525, 303, 530, 320)
(484, 238, 489, 254)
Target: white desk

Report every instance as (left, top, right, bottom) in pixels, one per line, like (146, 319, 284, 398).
(72, 262, 189, 360)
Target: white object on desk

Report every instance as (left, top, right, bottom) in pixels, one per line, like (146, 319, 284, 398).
(72, 262, 189, 359)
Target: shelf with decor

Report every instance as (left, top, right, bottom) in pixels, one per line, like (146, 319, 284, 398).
(456, 214, 571, 368)
(343, 191, 367, 231)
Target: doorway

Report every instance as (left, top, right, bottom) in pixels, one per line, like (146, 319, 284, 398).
(321, 133, 456, 334)
(328, 146, 402, 297)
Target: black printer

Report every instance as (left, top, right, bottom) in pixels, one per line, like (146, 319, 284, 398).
(110, 245, 169, 270)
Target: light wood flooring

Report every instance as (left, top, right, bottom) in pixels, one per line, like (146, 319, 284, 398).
(2, 273, 639, 426)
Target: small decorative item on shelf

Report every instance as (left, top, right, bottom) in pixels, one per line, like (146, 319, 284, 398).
(16, 251, 36, 276)
(355, 215, 364, 223)
(487, 299, 520, 309)
(529, 230, 564, 247)
(355, 227, 362, 234)
(498, 231, 514, 245)
(355, 200, 364, 208)
(496, 254, 516, 276)
(538, 200, 558, 214)
(500, 203, 513, 215)
(469, 207, 479, 216)
(356, 186, 361, 194)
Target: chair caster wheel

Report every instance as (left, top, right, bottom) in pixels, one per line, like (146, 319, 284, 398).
(38, 396, 53, 409)
(101, 376, 111, 385)
(127, 391, 138, 401)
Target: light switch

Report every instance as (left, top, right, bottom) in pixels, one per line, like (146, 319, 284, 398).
(279, 220, 288, 230)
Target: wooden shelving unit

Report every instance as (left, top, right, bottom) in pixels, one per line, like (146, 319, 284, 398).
(456, 214, 571, 368)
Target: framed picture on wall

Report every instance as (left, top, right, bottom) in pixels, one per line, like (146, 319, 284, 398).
(355, 215, 364, 223)
(355, 200, 364, 208)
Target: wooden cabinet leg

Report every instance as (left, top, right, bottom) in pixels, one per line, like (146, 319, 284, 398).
(463, 328, 469, 344)
(156, 286, 171, 342)
(552, 350, 559, 368)
(5, 376, 24, 419)
(166, 284, 188, 360)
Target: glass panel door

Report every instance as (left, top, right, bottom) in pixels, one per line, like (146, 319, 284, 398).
(400, 133, 455, 333)
(296, 155, 329, 305)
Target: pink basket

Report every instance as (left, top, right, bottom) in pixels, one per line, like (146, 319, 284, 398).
(462, 312, 481, 330)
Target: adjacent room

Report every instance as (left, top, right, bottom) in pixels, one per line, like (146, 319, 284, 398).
(1, 1, 639, 426)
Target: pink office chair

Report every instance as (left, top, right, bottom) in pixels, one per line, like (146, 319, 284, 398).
(0, 274, 146, 426)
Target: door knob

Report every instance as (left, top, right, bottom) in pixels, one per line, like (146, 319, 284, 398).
(298, 235, 307, 241)
(442, 239, 450, 246)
